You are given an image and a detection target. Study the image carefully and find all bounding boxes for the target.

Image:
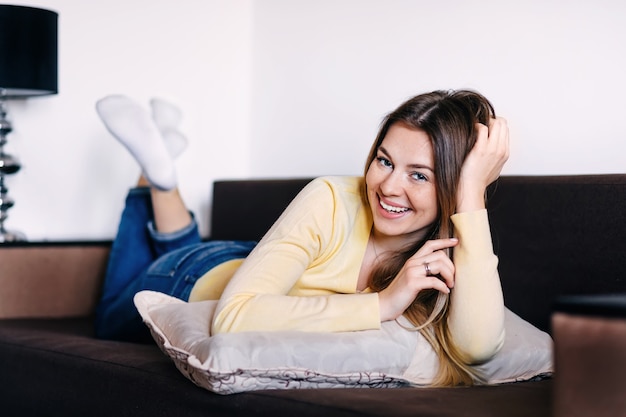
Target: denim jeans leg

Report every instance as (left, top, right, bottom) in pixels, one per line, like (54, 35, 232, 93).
(147, 216, 202, 258)
(96, 240, 256, 343)
(97, 188, 155, 309)
(95, 187, 202, 341)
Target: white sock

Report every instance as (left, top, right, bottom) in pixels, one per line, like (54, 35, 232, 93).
(150, 97, 188, 159)
(96, 95, 177, 190)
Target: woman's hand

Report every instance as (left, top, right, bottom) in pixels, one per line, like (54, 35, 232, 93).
(457, 117, 510, 212)
(378, 238, 459, 322)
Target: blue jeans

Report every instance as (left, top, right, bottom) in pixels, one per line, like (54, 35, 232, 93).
(95, 187, 256, 342)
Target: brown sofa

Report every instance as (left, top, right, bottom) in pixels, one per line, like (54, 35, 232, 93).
(1, 174, 624, 417)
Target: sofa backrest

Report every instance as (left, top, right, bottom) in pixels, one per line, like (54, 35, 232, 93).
(485, 174, 625, 331)
(212, 178, 313, 241)
(211, 174, 626, 332)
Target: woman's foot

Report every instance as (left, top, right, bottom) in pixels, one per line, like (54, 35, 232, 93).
(96, 95, 177, 190)
(150, 97, 188, 159)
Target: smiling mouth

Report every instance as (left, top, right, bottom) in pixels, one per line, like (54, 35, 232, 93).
(379, 199, 410, 214)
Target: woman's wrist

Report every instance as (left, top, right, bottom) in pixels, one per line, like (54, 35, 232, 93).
(455, 182, 486, 213)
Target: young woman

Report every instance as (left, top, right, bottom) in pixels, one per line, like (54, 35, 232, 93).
(94, 89, 509, 386)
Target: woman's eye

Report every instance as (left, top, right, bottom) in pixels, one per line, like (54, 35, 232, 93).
(411, 172, 428, 182)
(376, 156, 392, 168)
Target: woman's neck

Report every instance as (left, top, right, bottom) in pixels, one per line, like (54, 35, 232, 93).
(369, 229, 422, 256)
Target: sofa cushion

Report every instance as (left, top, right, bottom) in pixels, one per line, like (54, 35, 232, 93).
(134, 290, 553, 394)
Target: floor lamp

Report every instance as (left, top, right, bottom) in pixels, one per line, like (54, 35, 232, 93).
(0, 5, 58, 242)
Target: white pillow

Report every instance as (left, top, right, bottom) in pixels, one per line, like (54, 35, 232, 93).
(134, 291, 553, 394)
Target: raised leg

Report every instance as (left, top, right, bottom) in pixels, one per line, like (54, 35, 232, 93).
(94, 94, 200, 341)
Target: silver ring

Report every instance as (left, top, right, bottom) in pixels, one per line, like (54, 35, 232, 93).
(424, 263, 432, 276)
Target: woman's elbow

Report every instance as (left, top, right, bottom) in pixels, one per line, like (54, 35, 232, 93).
(211, 295, 255, 335)
(210, 302, 238, 335)
(460, 329, 506, 365)
(210, 317, 227, 335)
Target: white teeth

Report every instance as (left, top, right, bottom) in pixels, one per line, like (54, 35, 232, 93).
(380, 200, 409, 213)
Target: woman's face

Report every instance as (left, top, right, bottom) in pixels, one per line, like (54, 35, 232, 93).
(365, 122, 438, 246)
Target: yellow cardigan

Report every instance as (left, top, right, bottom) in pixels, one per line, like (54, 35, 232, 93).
(192, 176, 504, 361)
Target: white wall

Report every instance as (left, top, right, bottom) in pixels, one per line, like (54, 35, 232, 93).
(250, 0, 626, 178)
(5, 0, 253, 240)
(2, 0, 625, 241)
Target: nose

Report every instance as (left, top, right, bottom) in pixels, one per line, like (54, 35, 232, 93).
(379, 170, 404, 197)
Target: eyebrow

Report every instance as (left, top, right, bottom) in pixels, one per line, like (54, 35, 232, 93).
(378, 146, 435, 173)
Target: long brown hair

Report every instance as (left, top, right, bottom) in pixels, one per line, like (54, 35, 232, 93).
(363, 89, 495, 386)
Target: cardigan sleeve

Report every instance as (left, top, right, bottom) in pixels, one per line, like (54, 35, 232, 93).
(447, 209, 506, 364)
(212, 178, 380, 334)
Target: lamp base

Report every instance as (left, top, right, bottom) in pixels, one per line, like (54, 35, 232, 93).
(0, 228, 26, 243)
(0, 97, 26, 243)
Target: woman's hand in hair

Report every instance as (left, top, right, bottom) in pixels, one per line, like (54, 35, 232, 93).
(377, 238, 458, 322)
(457, 117, 510, 212)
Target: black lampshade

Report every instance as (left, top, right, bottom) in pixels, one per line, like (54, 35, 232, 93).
(0, 5, 58, 98)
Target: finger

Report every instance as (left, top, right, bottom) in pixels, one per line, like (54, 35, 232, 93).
(475, 122, 489, 147)
(496, 117, 510, 159)
(492, 121, 510, 165)
(418, 276, 451, 295)
(486, 118, 504, 145)
(489, 117, 509, 145)
(419, 259, 455, 288)
(484, 117, 510, 163)
(406, 250, 455, 281)
(414, 238, 458, 257)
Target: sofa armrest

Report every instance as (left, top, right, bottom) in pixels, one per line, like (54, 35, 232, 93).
(0, 242, 110, 319)
(552, 294, 626, 417)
